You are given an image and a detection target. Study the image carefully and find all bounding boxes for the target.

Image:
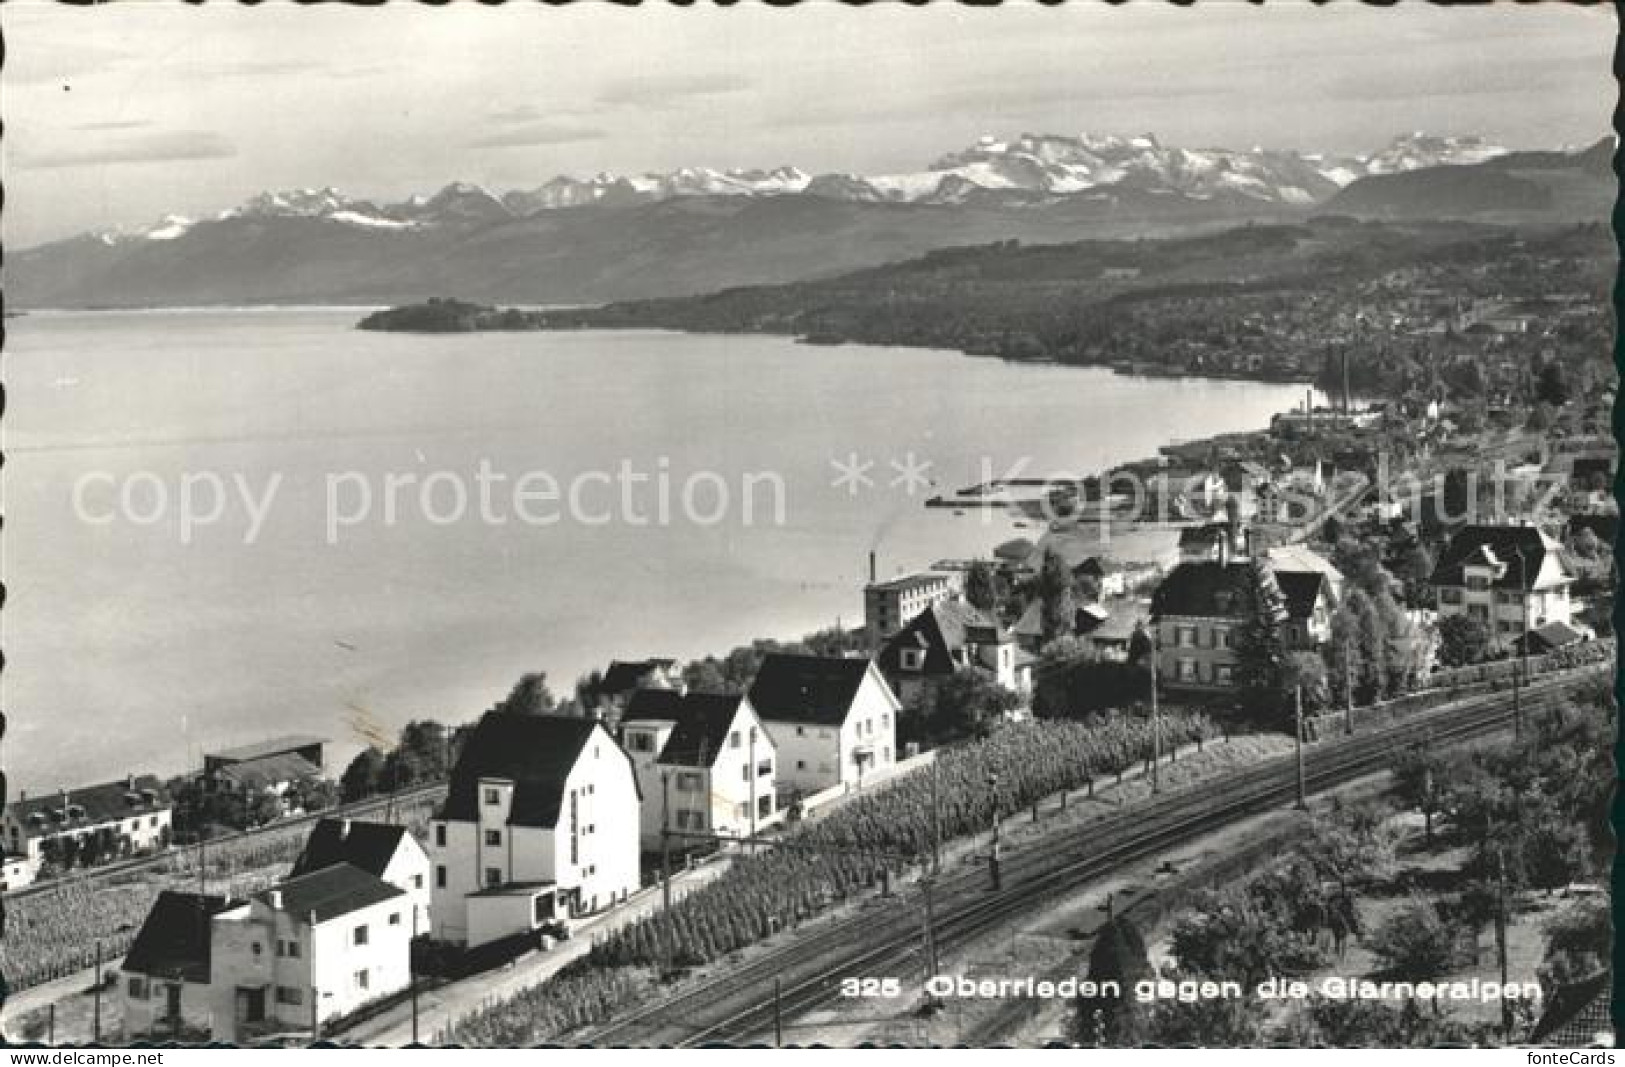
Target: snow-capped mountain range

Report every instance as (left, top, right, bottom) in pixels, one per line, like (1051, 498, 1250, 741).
(95, 131, 1515, 244)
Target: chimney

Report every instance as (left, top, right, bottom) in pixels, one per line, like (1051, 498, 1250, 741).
(268, 888, 284, 910)
(126, 774, 136, 791)
(869, 551, 877, 585)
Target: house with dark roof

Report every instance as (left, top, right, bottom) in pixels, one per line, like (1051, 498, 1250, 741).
(204, 736, 326, 777)
(428, 712, 640, 947)
(3, 774, 172, 877)
(1429, 523, 1574, 650)
(291, 818, 430, 933)
(120, 890, 236, 1039)
(583, 658, 681, 728)
(878, 600, 1032, 710)
(208, 862, 411, 1041)
(621, 691, 777, 851)
(746, 654, 901, 797)
(1149, 558, 1325, 693)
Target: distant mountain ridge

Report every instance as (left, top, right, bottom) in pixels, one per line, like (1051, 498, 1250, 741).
(8, 132, 1609, 310)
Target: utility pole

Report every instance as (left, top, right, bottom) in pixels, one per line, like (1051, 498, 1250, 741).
(93, 939, 103, 1042)
(1293, 684, 1307, 810)
(1149, 628, 1161, 795)
(1343, 631, 1356, 736)
(987, 772, 1002, 891)
(660, 771, 672, 913)
(929, 757, 942, 876)
(922, 878, 940, 979)
(773, 977, 783, 1048)
(410, 907, 420, 1044)
(748, 727, 758, 856)
(1494, 849, 1512, 1038)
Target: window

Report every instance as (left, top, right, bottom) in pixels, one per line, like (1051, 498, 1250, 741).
(796, 760, 807, 770)
(736, 803, 749, 820)
(389, 912, 402, 926)
(276, 986, 303, 1006)
(353, 925, 369, 947)
(484, 829, 502, 847)
(251, 941, 262, 957)
(128, 977, 148, 998)
(1466, 574, 1491, 592)
(1215, 665, 1234, 685)
(149, 816, 158, 827)
(742, 765, 751, 782)
(730, 731, 742, 749)
(627, 732, 653, 753)
(758, 760, 772, 777)
(1176, 659, 1197, 682)
(412, 874, 423, 890)
(758, 796, 773, 819)
(484, 788, 500, 805)
(485, 867, 502, 888)
(355, 970, 370, 992)
(796, 727, 806, 737)
(901, 648, 924, 672)
(1177, 626, 1197, 648)
(434, 825, 446, 847)
(1212, 628, 1230, 650)
(1439, 588, 1464, 605)
(677, 772, 703, 793)
(285, 939, 301, 959)
(435, 865, 447, 889)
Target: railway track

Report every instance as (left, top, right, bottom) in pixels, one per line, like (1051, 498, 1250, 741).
(586, 668, 1602, 1046)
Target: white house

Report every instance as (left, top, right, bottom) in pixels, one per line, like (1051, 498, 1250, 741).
(621, 691, 777, 852)
(120, 891, 238, 1040)
(877, 599, 1031, 709)
(1429, 523, 1574, 648)
(745, 654, 900, 800)
(207, 863, 412, 1042)
(3, 775, 172, 873)
(290, 818, 431, 934)
(427, 713, 641, 949)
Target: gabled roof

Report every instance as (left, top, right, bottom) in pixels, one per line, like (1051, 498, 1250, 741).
(747, 654, 876, 727)
(123, 891, 235, 983)
(8, 775, 170, 831)
(207, 735, 325, 764)
(1530, 971, 1612, 1046)
(1429, 523, 1569, 591)
(441, 712, 634, 828)
(1274, 570, 1330, 622)
(291, 818, 414, 881)
(657, 693, 751, 768)
(1517, 620, 1587, 655)
(866, 571, 953, 594)
(876, 600, 1005, 677)
(621, 687, 684, 724)
(263, 862, 403, 924)
(214, 752, 321, 791)
(1151, 561, 1256, 620)
(600, 659, 677, 696)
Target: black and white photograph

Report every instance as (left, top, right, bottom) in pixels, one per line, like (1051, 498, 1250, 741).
(0, 1, 1616, 1052)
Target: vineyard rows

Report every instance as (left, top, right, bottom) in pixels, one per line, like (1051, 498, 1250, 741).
(452, 710, 1215, 1046)
(0, 793, 439, 993)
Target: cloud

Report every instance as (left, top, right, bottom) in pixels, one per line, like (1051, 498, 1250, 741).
(18, 130, 237, 170)
(468, 123, 609, 150)
(597, 71, 754, 108)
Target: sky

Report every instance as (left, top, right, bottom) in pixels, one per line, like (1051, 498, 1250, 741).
(2, 2, 1614, 248)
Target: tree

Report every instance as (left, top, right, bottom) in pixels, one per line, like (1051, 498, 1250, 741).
(1232, 559, 1290, 725)
(1437, 614, 1492, 667)
(1071, 917, 1150, 1046)
(1283, 651, 1329, 714)
(382, 720, 450, 791)
(1366, 896, 1456, 979)
(1398, 543, 1435, 609)
(1036, 549, 1076, 643)
(496, 672, 557, 716)
(964, 561, 1004, 616)
(1536, 361, 1571, 406)
(925, 668, 1019, 742)
(340, 746, 386, 803)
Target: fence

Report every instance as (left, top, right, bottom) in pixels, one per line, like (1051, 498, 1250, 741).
(1305, 637, 1614, 737)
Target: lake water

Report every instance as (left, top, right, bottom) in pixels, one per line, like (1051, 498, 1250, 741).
(3, 308, 1315, 792)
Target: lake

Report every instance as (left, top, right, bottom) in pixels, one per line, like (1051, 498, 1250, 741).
(3, 307, 1316, 792)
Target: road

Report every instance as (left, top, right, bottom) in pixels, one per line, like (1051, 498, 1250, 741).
(581, 666, 1601, 1046)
